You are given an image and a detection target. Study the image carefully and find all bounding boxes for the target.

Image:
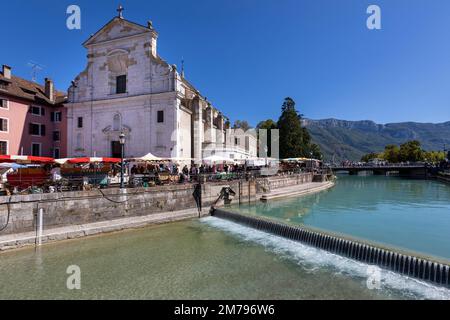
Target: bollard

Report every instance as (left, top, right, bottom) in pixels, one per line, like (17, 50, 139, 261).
(37, 208, 44, 246)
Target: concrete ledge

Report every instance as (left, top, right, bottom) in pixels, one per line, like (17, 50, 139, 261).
(261, 181, 335, 201)
(0, 208, 203, 252)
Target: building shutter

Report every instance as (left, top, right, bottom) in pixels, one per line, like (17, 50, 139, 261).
(41, 107, 45, 116)
(41, 125, 46, 136)
(29, 123, 33, 134)
(51, 112, 55, 122)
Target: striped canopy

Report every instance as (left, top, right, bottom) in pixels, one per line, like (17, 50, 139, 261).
(56, 157, 121, 164)
(0, 155, 55, 163)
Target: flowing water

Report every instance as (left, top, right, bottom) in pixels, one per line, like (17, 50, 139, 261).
(230, 176, 450, 262)
(0, 175, 449, 299)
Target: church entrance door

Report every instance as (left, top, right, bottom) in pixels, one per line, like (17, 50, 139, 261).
(111, 141, 122, 158)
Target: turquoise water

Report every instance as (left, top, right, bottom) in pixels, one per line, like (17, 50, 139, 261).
(1, 219, 449, 300)
(230, 176, 450, 262)
(0, 175, 449, 300)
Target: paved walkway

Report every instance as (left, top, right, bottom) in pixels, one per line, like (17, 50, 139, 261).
(0, 208, 203, 252)
(261, 181, 335, 201)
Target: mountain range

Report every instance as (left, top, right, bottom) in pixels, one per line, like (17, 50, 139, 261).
(302, 119, 450, 161)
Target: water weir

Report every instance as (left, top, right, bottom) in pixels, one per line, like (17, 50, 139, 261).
(211, 209, 450, 288)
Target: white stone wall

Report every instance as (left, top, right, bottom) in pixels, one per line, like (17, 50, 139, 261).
(66, 18, 180, 158)
(66, 16, 232, 160)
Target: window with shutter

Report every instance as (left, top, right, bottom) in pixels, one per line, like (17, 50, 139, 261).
(0, 99, 8, 109)
(0, 141, 7, 155)
(29, 123, 41, 136)
(0, 118, 7, 132)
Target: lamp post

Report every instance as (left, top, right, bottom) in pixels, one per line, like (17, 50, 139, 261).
(119, 132, 126, 189)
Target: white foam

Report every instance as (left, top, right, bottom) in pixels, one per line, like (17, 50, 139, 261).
(202, 216, 450, 300)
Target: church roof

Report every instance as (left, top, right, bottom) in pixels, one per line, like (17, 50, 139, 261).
(83, 16, 157, 47)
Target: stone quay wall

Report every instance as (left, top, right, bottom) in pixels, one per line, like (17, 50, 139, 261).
(0, 177, 263, 236)
(0, 174, 313, 236)
(256, 173, 313, 193)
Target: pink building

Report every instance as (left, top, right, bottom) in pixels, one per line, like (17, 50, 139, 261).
(0, 65, 67, 158)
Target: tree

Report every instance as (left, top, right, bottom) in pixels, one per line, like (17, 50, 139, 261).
(277, 97, 321, 159)
(310, 144, 322, 160)
(232, 120, 251, 132)
(361, 152, 380, 163)
(384, 144, 400, 163)
(256, 119, 277, 130)
(423, 151, 445, 163)
(398, 140, 424, 162)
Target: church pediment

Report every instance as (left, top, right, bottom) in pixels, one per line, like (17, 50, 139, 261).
(83, 17, 156, 47)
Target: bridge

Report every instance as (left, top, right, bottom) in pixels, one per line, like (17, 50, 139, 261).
(330, 164, 428, 178)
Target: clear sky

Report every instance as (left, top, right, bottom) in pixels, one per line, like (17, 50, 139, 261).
(3, 0, 450, 125)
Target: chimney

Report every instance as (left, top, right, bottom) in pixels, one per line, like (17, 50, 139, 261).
(45, 78, 54, 102)
(2, 65, 11, 79)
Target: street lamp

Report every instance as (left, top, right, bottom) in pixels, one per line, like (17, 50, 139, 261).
(119, 132, 126, 189)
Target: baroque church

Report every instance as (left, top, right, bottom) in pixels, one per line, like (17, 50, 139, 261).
(67, 7, 256, 161)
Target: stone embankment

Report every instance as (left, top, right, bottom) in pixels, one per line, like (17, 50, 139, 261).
(0, 172, 335, 251)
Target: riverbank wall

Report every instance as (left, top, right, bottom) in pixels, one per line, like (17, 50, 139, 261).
(0, 173, 318, 236)
(0, 179, 258, 237)
(0, 173, 335, 251)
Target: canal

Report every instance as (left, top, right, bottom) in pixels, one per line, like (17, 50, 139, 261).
(0, 176, 449, 299)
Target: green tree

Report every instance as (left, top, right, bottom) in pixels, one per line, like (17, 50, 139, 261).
(277, 97, 321, 159)
(361, 152, 380, 162)
(310, 143, 322, 160)
(384, 144, 400, 163)
(423, 151, 445, 163)
(232, 120, 251, 132)
(398, 140, 424, 162)
(257, 119, 277, 130)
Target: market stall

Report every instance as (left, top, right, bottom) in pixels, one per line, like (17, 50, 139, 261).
(56, 157, 121, 190)
(0, 156, 56, 192)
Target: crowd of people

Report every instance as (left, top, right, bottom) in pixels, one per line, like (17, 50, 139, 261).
(128, 162, 253, 185)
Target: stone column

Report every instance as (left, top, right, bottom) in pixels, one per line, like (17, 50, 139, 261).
(217, 114, 224, 144)
(204, 106, 214, 143)
(192, 98, 203, 162)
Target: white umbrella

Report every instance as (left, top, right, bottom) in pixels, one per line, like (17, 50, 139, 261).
(133, 153, 162, 162)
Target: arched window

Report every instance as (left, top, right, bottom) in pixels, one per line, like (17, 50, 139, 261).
(113, 114, 121, 131)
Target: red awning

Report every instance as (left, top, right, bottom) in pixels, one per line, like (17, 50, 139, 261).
(0, 155, 55, 163)
(66, 157, 121, 164)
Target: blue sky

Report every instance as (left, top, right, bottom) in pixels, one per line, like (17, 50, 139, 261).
(3, 0, 450, 125)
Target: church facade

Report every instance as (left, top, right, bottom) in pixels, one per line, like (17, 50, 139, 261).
(66, 10, 256, 161)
